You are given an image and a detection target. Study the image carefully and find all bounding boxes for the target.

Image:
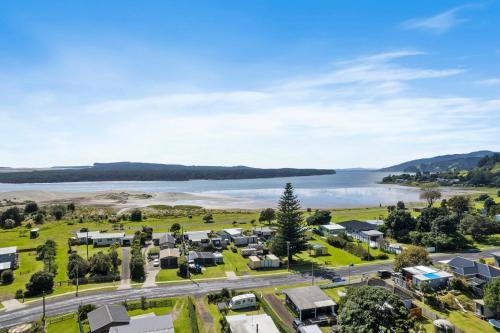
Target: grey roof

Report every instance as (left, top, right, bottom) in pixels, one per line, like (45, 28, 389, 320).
(160, 248, 180, 258)
(92, 233, 125, 240)
(299, 325, 323, 333)
(283, 286, 336, 310)
(109, 314, 174, 333)
(337, 220, 377, 232)
(154, 233, 176, 245)
(492, 252, 500, 257)
(360, 230, 384, 236)
(88, 305, 130, 332)
(187, 251, 215, 261)
(0, 246, 17, 256)
(447, 256, 500, 278)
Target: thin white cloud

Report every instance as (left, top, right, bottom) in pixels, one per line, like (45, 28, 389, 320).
(401, 5, 477, 33)
(476, 78, 500, 86)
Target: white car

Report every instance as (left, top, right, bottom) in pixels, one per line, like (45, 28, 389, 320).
(153, 258, 160, 267)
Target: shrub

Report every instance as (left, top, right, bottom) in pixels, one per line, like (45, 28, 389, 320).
(1, 269, 14, 284)
(78, 304, 96, 320)
(326, 236, 347, 248)
(25, 271, 54, 295)
(376, 253, 389, 260)
(15, 289, 24, 299)
(24, 202, 39, 214)
(476, 194, 491, 201)
(130, 209, 142, 222)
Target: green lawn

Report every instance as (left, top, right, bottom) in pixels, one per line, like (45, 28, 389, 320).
(414, 300, 497, 333)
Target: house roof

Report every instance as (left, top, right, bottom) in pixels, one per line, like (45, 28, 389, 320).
(92, 233, 125, 240)
(185, 231, 210, 242)
(492, 251, 500, 257)
(0, 246, 17, 256)
(0, 262, 12, 270)
(160, 248, 180, 258)
(109, 313, 174, 333)
(88, 305, 130, 332)
(187, 251, 215, 261)
(221, 228, 242, 236)
(320, 224, 345, 230)
(337, 220, 377, 232)
(447, 256, 500, 278)
(283, 286, 336, 310)
(225, 314, 280, 333)
(299, 325, 323, 333)
(154, 233, 176, 245)
(360, 230, 384, 236)
(76, 231, 101, 239)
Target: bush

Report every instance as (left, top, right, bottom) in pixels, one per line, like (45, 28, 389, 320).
(15, 289, 24, 299)
(376, 253, 389, 260)
(25, 271, 54, 295)
(476, 194, 491, 201)
(77, 304, 96, 320)
(327, 236, 347, 248)
(24, 202, 39, 214)
(130, 209, 142, 222)
(1, 269, 14, 284)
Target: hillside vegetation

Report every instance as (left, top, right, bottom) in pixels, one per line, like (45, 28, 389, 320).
(0, 162, 336, 183)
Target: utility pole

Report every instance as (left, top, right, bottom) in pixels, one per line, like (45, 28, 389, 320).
(311, 261, 314, 285)
(42, 291, 46, 324)
(75, 263, 79, 297)
(348, 263, 354, 284)
(86, 230, 89, 260)
(286, 241, 290, 271)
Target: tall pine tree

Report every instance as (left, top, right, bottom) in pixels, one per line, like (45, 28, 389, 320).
(271, 183, 306, 263)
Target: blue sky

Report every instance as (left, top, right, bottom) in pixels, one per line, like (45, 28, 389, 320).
(0, 1, 499, 168)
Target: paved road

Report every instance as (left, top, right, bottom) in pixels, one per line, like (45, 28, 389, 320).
(0, 247, 498, 329)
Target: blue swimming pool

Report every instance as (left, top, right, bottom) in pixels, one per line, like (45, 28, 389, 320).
(423, 272, 440, 279)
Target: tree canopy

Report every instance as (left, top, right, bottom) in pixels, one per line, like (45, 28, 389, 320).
(393, 246, 432, 272)
(338, 285, 411, 333)
(271, 183, 307, 263)
(306, 210, 332, 225)
(258, 208, 276, 224)
(484, 279, 500, 318)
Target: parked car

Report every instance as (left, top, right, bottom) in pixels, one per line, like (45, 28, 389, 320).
(153, 258, 160, 267)
(292, 319, 304, 330)
(377, 270, 392, 279)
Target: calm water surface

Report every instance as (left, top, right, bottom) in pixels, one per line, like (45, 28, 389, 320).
(0, 171, 423, 208)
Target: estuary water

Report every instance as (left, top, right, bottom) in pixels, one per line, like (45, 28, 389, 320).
(0, 170, 427, 208)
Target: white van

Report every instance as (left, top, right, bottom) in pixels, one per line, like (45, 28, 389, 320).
(229, 293, 257, 310)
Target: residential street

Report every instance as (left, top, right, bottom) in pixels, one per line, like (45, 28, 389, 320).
(0, 247, 498, 329)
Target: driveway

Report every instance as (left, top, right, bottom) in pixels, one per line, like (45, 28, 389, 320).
(264, 294, 294, 330)
(118, 247, 131, 289)
(142, 244, 159, 288)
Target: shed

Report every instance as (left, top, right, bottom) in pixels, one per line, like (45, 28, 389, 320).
(30, 228, 40, 239)
(283, 286, 336, 321)
(310, 244, 328, 256)
(88, 305, 130, 333)
(160, 248, 180, 269)
(474, 299, 495, 319)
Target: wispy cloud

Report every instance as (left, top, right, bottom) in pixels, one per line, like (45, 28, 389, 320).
(401, 5, 478, 33)
(476, 78, 500, 86)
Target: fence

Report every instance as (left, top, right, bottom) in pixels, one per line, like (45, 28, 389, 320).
(45, 312, 75, 325)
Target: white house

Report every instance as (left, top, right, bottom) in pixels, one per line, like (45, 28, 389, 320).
(218, 228, 242, 241)
(92, 233, 125, 246)
(319, 224, 345, 236)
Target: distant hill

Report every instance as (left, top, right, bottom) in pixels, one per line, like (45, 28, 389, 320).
(0, 162, 336, 183)
(380, 151, 498, 173)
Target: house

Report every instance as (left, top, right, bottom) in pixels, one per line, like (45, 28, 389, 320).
(153, 233, 176, 249)
(75, 231, 102, 244)
(396, 265, 452, 289)
(240, 247, 259, 257)
(359, 230, 384, 248)
(229, 294, 257, 310)
(109, 313, 174, 333)
(225, 314, 280, 333)
(218, 228, 242, 241)
(283, 286, 336, 322)
(187, 251, 218, 266)
(474, 299, 495, 319)
(492, 251, 500, 267)
(92, 233, 125, 247)
(160, 248, 180, 269)
(298, 325, 323, 333)
(319, 224, 345, 237)
(88, 305, 130, 333)
(184, 231, 210, 244)
(310, 244, 328, 256)
(252, 226, 276, 239)
(446, 256, 500, 284)
(121, 235, 135, 247)
(383, 243, 403, 254)
(248, 254, 280, 270)
(337, 220, 379, 242)
(232, 235, 258, 246)
(30, 228, 40, 239)
(0, 246, 17, 272)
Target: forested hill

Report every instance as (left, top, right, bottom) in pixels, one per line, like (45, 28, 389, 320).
(0, 162, 336, 183)
(380, 151, 498, 173)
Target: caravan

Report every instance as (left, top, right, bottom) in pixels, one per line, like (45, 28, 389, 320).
(229, 293, 257, 310)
